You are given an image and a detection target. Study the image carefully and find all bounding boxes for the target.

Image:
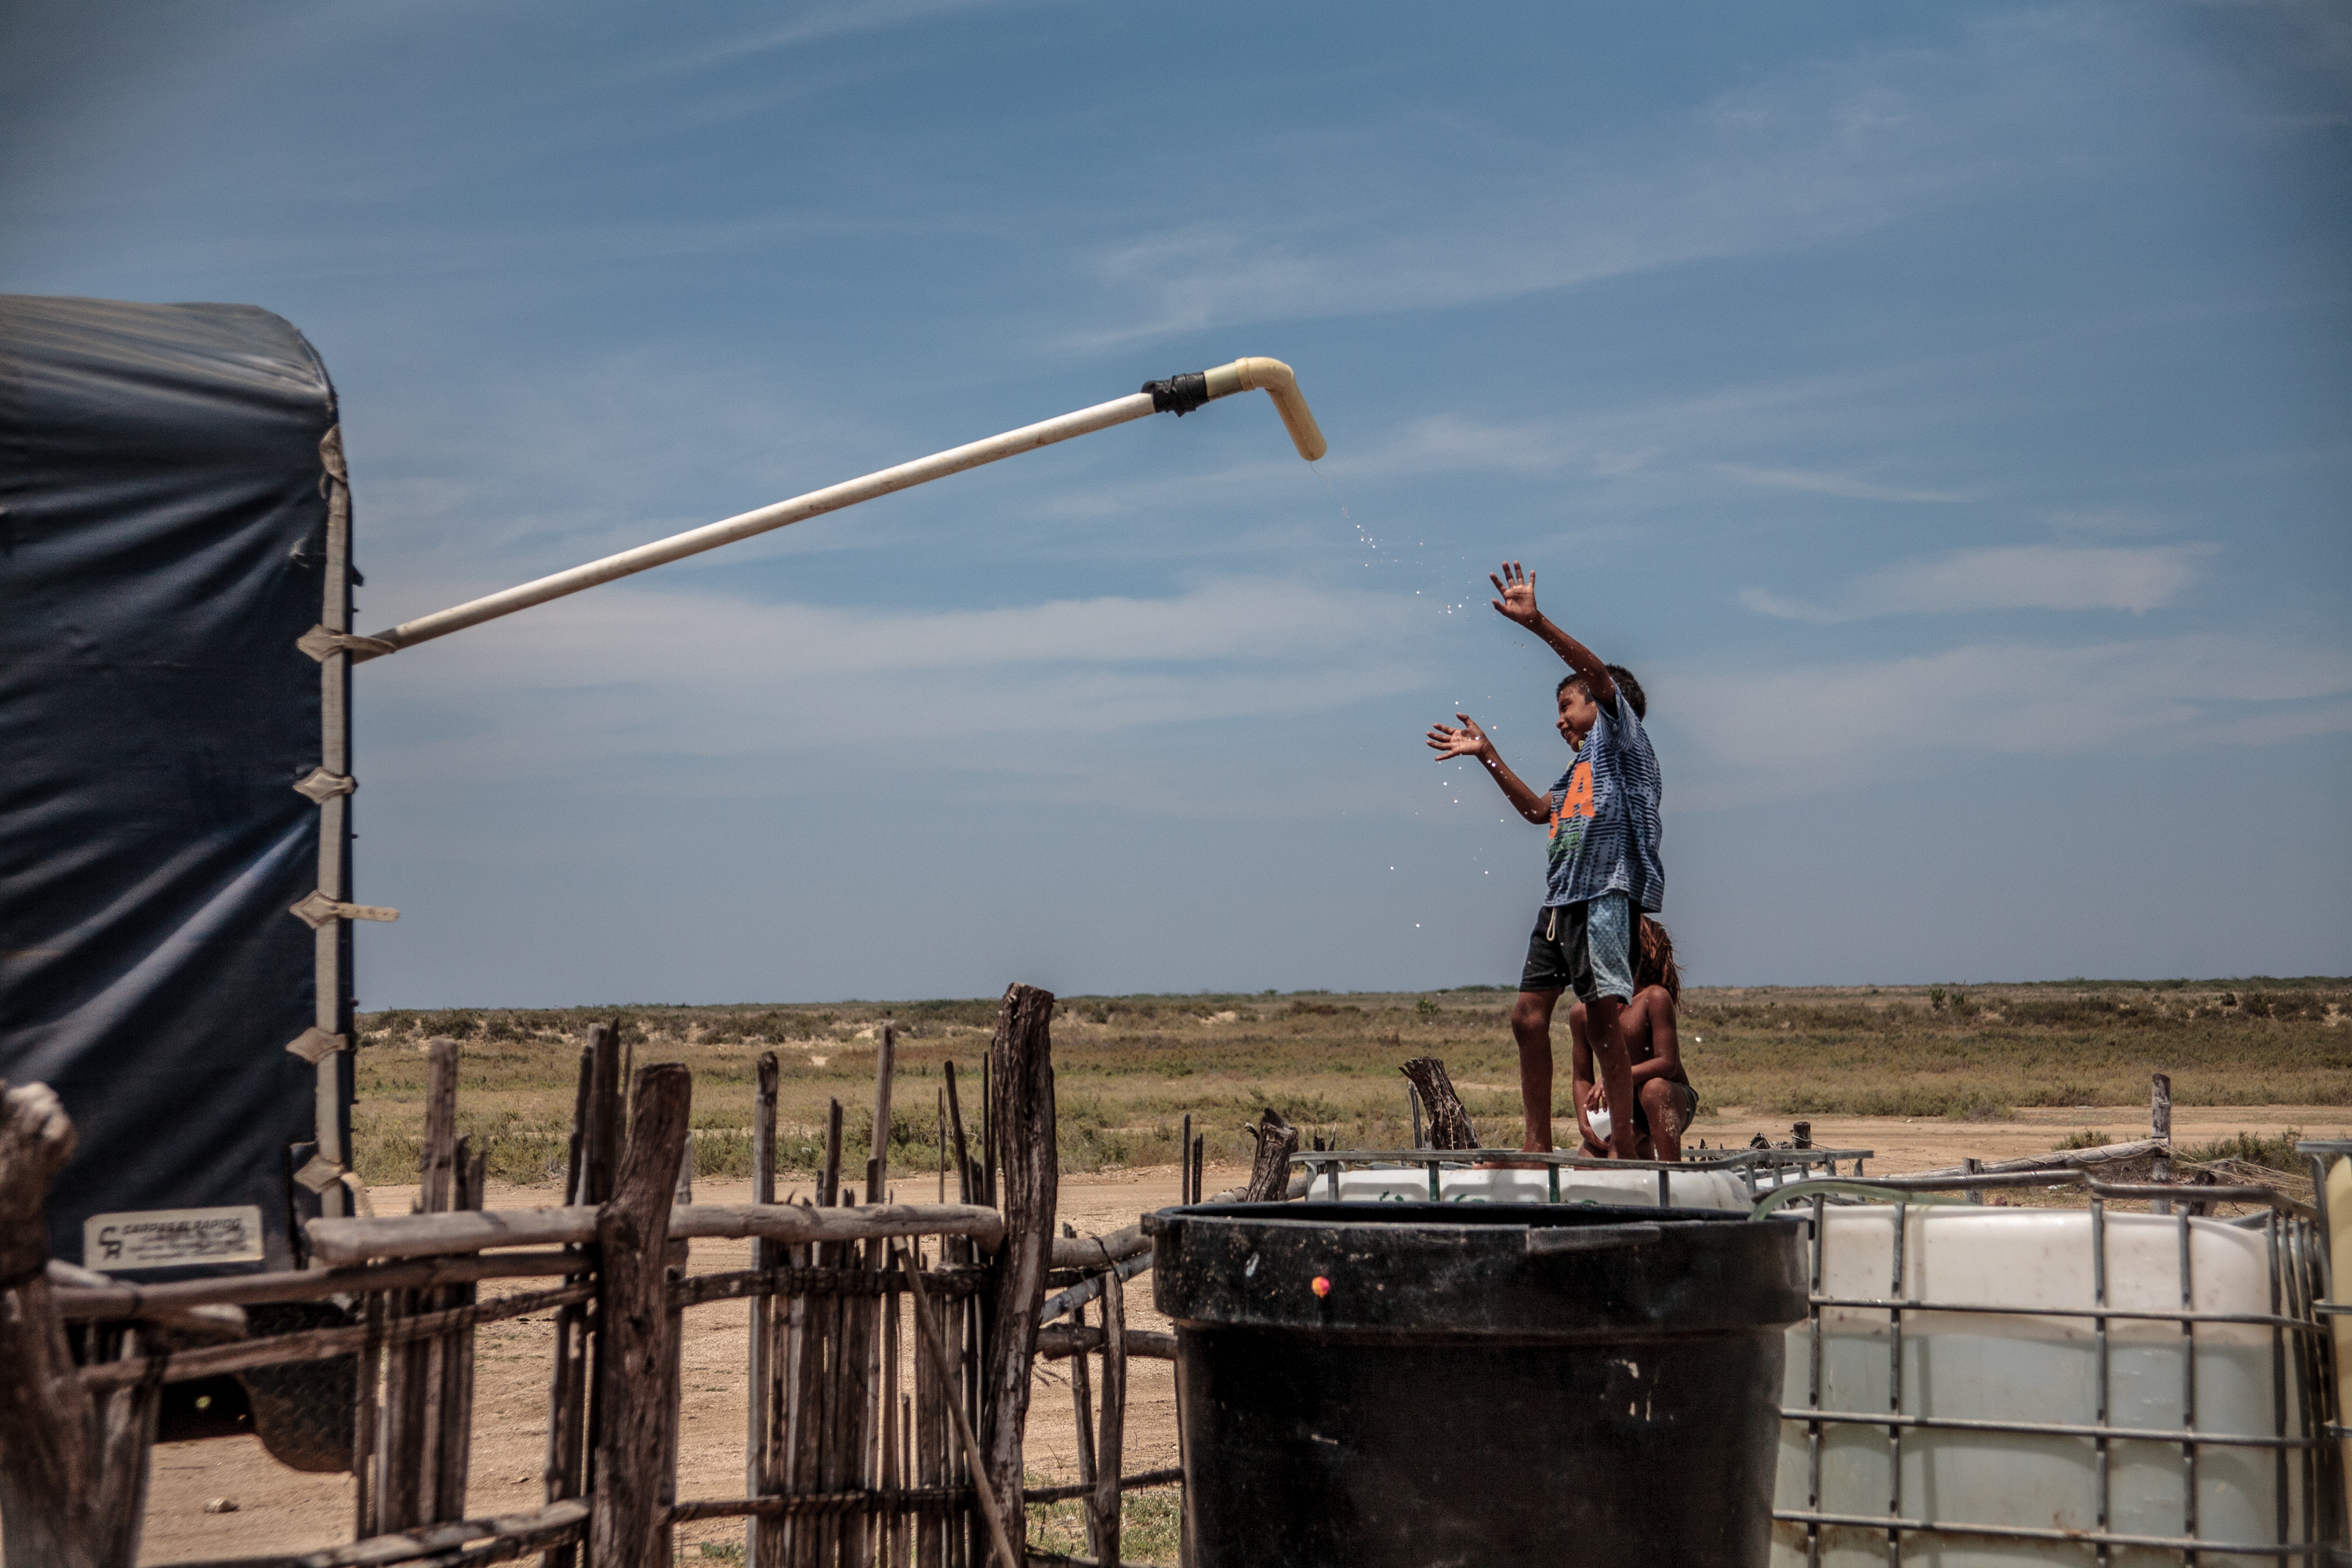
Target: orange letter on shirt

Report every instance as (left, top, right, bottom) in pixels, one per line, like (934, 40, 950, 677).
(1561, 761, 1595, 819)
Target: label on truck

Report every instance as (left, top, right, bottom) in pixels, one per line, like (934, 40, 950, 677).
(84, 1207, 265, 1269)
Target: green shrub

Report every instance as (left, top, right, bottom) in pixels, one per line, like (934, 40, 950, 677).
(2180, 1128, 2305, 1171)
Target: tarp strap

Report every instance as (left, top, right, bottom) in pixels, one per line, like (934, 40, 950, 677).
(283, 1027, 348, 1064)
(289, 891, 397, 929)
(293, 768, 354, 804)
(297, 625, 397, 662)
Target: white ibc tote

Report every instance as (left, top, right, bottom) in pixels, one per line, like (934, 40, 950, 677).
(1317, 1161, 1752, 1210)
(1287, 1145, 1865, 1212)
(1770, 1197, 2333, 1567)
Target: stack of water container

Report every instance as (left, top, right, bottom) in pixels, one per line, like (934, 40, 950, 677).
(1772, 1197, 2335, 1565)
(1298, 1145, 2349, 1563)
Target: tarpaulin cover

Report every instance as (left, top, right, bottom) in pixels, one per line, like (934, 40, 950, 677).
(1, 296, 340, 1272)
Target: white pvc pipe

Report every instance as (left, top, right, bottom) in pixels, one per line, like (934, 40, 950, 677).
(358, 391, 1153, 657)
(355, 357, 1323, 659)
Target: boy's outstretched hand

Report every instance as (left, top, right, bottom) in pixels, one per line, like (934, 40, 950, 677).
(1425, 713, 1494, 761)
(1490, 561, 1540, 627)
(1428, 712, 1550, 823)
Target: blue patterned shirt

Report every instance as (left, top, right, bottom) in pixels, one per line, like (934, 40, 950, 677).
(1542, 689, 1663, 912)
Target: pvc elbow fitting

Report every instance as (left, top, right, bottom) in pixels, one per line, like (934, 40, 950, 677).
(1203, 357, 1328, 462)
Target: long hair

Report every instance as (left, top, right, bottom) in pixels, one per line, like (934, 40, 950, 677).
(1636, 916, 1681, 1000)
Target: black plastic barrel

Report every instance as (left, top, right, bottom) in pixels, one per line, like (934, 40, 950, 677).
(1145, 1202, 1806, 1567)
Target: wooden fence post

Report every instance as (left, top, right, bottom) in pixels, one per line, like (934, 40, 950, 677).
(1240, 1109, 1299, 1202)
(0, 1080, 106, 1568)
(749, 1051, 779, 1568)
(1399, 1060, 1475, 1151)
(981, 983, 1057, 1548)
(2151, 1072, 2173, 1216)
(589, 1062, 691, 1568)
(542, 1041, 601, 1568)
(1092, 1265, 1127, 1568)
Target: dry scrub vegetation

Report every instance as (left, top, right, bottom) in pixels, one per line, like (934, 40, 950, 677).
(351, 978, 2350, 1187)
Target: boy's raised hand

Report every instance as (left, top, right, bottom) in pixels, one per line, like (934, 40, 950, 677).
(1425, 713, 1494, 760)
(1489, 560, 1540, 627)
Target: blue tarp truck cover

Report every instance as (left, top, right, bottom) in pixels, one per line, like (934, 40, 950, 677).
(1, 295, 352, 1278)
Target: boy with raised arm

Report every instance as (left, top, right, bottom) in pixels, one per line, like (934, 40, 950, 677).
(1425, 561, 1663, 1159)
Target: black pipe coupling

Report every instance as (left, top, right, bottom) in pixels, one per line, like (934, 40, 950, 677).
(1143, 372, 1210, 416)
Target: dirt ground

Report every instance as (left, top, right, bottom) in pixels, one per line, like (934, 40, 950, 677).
(136, 1103, 2346, 1563)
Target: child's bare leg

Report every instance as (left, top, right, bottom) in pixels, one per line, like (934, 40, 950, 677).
(1584, 995, 1639, 1159)
(1508, 989, 1562, 1151)
(1639, 1079, 1683, 1163)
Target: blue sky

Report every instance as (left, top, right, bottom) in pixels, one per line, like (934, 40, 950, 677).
(6, 1, 2348, 1000)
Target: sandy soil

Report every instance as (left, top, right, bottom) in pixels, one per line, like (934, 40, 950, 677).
(136, 1104, 2346, 1563)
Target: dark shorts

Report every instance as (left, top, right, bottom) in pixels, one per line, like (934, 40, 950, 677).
(1518, 894, 1635, 1002)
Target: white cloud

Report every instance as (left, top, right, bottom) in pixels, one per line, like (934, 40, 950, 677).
(1058, 17, 2093, 345)
(362, 578, 1437, 783)
(1660, 634, 2352, 807)
(1717, 464, 1976, 504)
(1739, 543, 2219, 623)
(2042, 503, 2181, 537)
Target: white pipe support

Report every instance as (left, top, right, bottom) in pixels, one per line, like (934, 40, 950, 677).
(355, 390, 1159, 658)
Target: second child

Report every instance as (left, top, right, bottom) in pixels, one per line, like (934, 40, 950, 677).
(1570, 916, 1695, 1161)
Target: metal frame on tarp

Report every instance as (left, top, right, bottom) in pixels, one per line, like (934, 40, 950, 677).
(1, 294, 361, 1274)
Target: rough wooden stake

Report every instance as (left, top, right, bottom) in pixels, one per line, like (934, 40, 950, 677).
(432, 1138, 485, 1519)
(980, 1054, 994, 1210)
(981, 984, 1057, 1532)
(0, 1080, 107, 1568)
(354, 1290, 381, 1542)
(659, 1117, 695, 1566)
(584, 1024, 622, 1207)
(557, 1030, 618, 1568)
(1190, 1134, 1203, 1207)
(89, 1330, 162, 1566)
(881, 1287, 902, 1568)
(902, 1254, 1020, 1568)
(788, 1106, 847, 1568)
(589, 1063, 691, 1568)
(1093, 1267, 1127, 1568)
(871, 1021, 898, 1198)
(1399, 1060, 1475, 1151)
(420, 1040, 461, 1211)
(1065, 1283, 1098, 1557)
(944, 1062, 972, 1207)
(1240, 1108, 1300, 1201)
(543, 1045, 595, 1568)
(377, 1037, 464, 1533)
(849, 1023, 901, 1568)
(750, 1051, 780, 1567)
(912, 1240, 944, 1568)
(2151, 1072, 2174, 1216)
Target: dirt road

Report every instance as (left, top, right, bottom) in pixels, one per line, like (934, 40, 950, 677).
(137, 1104, 2343, 1563)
